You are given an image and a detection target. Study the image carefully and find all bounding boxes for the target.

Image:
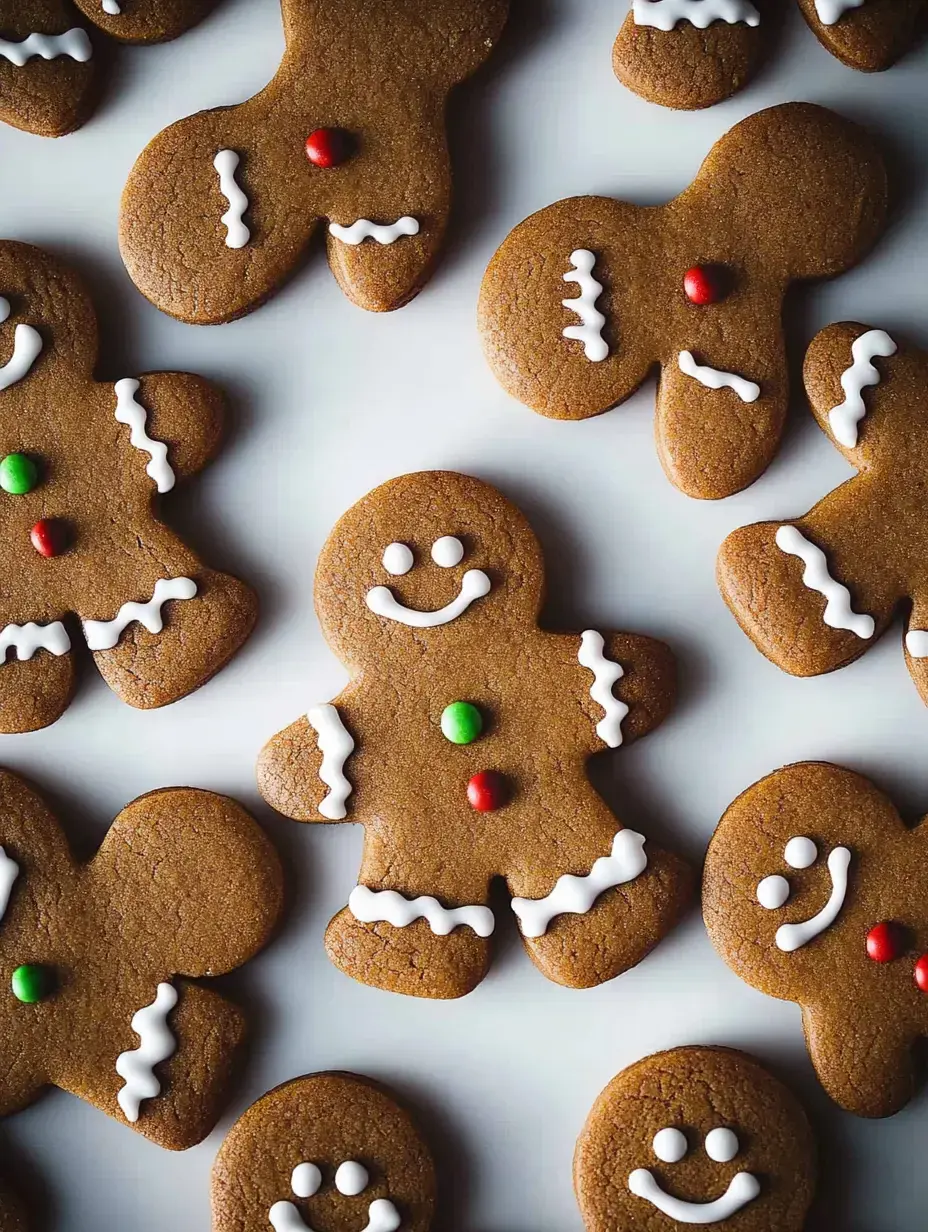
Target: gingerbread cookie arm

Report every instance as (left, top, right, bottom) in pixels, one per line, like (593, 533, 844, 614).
(72, 0, 220, 43)
(126, 373, 224, 481)
(258, 694, 364, 825)
(0, 634, 75, 734)
(794, 0, 927, 71)
(0, 5, 95, 138)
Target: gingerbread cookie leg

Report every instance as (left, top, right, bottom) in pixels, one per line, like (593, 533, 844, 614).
(0, 618, 74, 733)
(0, 4, 95, 138)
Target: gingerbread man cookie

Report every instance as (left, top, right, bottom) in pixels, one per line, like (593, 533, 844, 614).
(0, 769, 283, 1147)
(478, 103, 888, 500)
(0, 0, 221, 137)
(575, 1045, 817, 1231)
(258, 471, 692, 1000)
(0, 241, 257, 733)
(614, 0, 927, 110)
(119, 0, 510, 323)
(717, 322, 928, 703)
(705, 762, 928, 1119)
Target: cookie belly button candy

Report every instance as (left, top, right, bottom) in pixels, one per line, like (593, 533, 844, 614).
(705, 761, 928, 1118)
(478, 103, 888, 500)
(118, 0, 509, 324)
(0, 242, 257, 734)
(257, 471, 692, 999)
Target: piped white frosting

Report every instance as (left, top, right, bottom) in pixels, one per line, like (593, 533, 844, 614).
(0, 30, 93, 66)
(82, 577, 197, 651)
(632, 0, 760, 29)
(115, 982, 178, 1123)
(329, 218, 419, 245)
(775, 526, 874, 639)
(562, 250, 608, 362)
(578, 630, 628, 748)
(307, 704, 354, 819)
(114, 379, 175, 493)
(827, 329, 896, 448)
(348, 885, 495, 937)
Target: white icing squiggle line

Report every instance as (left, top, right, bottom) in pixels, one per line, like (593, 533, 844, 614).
(0, 323, 43, 392)
(511, 830, 648, 938)
(349, 885, 495, 937)
(0, 848, 19, 922)
(815, 0, 866, 26)
(678, 350, 760, 403)
(0, 30, 93, 66)
(213, 150, 250, 249)
(270, 1199, 401, 1232)
(115, 982, 178, 1123)
(562, 250, 608, 362)
(775, 526, 874, 639)
(0, 621, 71, 661)
(329, 217, 420, 245)
(307, 704, 354, 819)
(82, 577, 197, 651)
(633, 0, 760, 30)
(775, 846, 851, 952)
(628, 1169, 760, 1224)
(906, 630, 928, 658)
(578, 630, 627, 748)
(114, 379, 175, 493)
(827, 329, 896, 448)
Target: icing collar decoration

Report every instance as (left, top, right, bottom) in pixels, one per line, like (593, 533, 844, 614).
(632, 0, 761, 30)
(329, 218, 420, 246)
(775, 526, 874, 639)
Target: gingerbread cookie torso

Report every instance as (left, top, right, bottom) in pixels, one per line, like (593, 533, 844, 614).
(258, 471, 692, 1000)
(0, 241, 257, 733)
(478, 104, 888, 500)
(717, 322, 928, 704)
(0, 0, 222, 137)
(0, 769, 283, 1147)
(119, 0, 510, 323)
(705, 762, 928, 1118)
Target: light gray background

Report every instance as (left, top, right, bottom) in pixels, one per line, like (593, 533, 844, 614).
(2, 0, 927, 1227)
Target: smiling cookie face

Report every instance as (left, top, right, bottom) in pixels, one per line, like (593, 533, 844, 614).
(575, 1047, 816, 1232)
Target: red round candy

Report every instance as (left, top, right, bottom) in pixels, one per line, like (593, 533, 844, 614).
(30, 518, 65, 558)
(304, 128, 353, 168)
(466, 771, 508, 813)
(866, 921, 903, 963)
(915, 954, 928, 993)
(683, 265, 724, 306)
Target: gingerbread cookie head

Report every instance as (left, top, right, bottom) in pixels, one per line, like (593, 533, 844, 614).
(575, 1046, 816, 1232)
(0, 770, 283, 1147)
(478, 103, 888, 500)
(0, 241, 257, 733)
(212, 1073, 435, 1232)
(119, 0, 510, 323)
(705, 762, 928, 1118)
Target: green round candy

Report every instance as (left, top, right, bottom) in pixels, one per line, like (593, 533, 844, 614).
(0, 453, 38, 495)
(11, 964, 51, 1004)
(440, 701, 483, 745)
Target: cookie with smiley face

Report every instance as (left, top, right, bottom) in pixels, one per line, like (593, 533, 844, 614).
(257, 470, 692, 999)
(575, 1045, 816, 1231)
(705, 762, 928, 1119)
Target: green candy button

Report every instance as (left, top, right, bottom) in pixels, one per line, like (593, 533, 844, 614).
(11, 964, 51, 1004)
(0, 453, 38, 495)
(441, 701, 483, 745)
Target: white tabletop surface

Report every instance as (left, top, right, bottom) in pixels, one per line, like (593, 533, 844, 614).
(2, 0, 928, 1228)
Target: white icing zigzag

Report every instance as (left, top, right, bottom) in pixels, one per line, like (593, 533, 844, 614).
(775, 526, 874, 639)
(562, 250, 609, 362)
(0, 847, 19, 922)
(578, 630, 628, 748)
(348, 885, 495, 937)
(0, 30, 93, 66)
(0, 621, 71, 661)
(814, 0, 867, 26)
(114, 379, 175, 493)
(328, 217, 420, 246)
(213, 150, 250, 250)
(115, 982, 178, 1123)
(307, 704, 354, 819)
(633, 0, 760, 31)
(82, 577, 197, 651)
(678, 350, 760, 403)
(827, 329, 896, 448)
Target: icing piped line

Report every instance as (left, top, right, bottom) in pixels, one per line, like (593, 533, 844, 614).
(678, 350, 760, 403)
(633, 0, 760, 30)
(775, 846, 851, 952)
(115, 982, 178, 1123)
(0, 30, 93, 66)
(0, 847, 19, 922)
(775, 526, 874, 639)
(349, 885, 495, 937)
(814, 0, 866, 26)
(307, 704, 354, 819)
(0, 324, 43, 392)
(114, 379, 175, 493)
(103, 0, 122, 13)
(628, 1169, 760, 1224)
(906, 630, 928, 658)
(213, 150, 250, 249)
(827, 329, 896, 448)
(578, 630, 628, 748)
(366, 569, 491, 628)
(0, 621, 71, 661)
(270, 1199, 401, 1232)
(329, 217, 420, 245)
(562, 250, 609, 362)
(82, 577, 197, 651)
(511, 830, 647, 938)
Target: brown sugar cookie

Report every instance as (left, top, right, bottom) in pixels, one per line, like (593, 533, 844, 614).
(212, 1073, 435, 1232)
(0, 241, 257, 733)
(119, 0, 510, 323)
(575, 1045, 816, 1231)
(717, 321, 928, 703)
(0, 769, 283, 1147)
(0, 0, 221, 138)
(704, 762, 928, 1119)
(257, 470, 692, 1000)
(478, 103, 888, 500)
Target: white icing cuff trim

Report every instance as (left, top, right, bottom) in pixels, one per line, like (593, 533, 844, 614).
(775, 526, 874, 639)
(349, 885, 495, 937)
(578, 629, 627, 748)
(0, 848, 19, 921)
(82, 577, 198, 651)
(307, 704, 354, 819)
(827, 329, 896, 448)
(214, 150, 250, 249)
(633, 0, 760, 30)
(0, 621, 71, 661)
(678, 350, 760, 403)
(0, 324, 43, 392)
(114, 379, 175, 493)
(366, 569, 491, 628)
(906, 630, 928, 658)
(329, 218, 420, 245)
(0, 30, 93, 66)
(115, 982, 178, 1123)
(562, 250, 608, 362)
(814, 0, 866, 26)
(775, 846, 851, 952)
(628, 1169, 760, 1224)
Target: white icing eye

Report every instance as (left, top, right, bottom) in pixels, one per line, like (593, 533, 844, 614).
(335, 1160, 369, 1195)
(382, 543, 414, 576)
(0, 298, 9, 325)
(784, 836, 817, 869)
(291, 1162, 322, 1198)
(705, 1128, 739, 1163)
(431, 536, 464, 567)
(652, 1127, 688, 1163)
(757, 874, 790, 910)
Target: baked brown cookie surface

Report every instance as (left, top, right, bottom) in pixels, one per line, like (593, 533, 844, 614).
(0, 241, 257, 733)
(704, 762, 928, 1119)
(0, 770, 283, 1148)
(119, 0, 510, 323)
(478, 103, 888, 500)
(258, 470, 692, 1000)
(575, 1045, 816, 1231)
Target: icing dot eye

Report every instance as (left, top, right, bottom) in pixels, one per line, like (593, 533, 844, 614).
(291, 1162, 321, 1198)
(431, 536, 464, 567)
(757, 874, 789, 910)
(335, 1160, 369, 1195)
(705, 1127, 739, 1163)
(784, 836, 817, 869)
(652, 1127, 688, 1163)
(382, 543, 413, 576)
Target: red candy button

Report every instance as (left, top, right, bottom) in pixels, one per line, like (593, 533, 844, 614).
(30, 518, 65, 557)
(305, 128, 353, 168)
(915, 955, 928, 993)
(866, 921, 903, 963)
(683, 264, 726, 306)
(467, 771, 508, 813)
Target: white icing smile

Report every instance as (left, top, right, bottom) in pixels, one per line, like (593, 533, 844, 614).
(756, 835, 852, 952)
(0, 297, 43, 392)
(366, 536, 491, 628)
(628, 1169, 760, 1224)
(269, 1156, 402, 1232)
